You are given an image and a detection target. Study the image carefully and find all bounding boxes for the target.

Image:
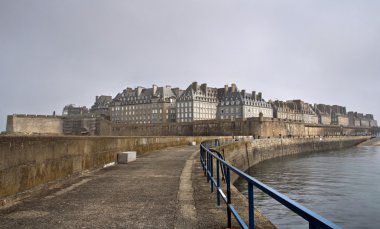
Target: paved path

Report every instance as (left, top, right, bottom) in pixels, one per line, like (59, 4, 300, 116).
(0, 145, 198, 229)
(0, 144, 275, 229)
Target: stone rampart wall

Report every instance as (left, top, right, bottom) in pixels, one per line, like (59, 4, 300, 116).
(105, 118, 371, 137)
(216, 136, 369, 183)
(0, 136, 219, 200)
(6, 115, 63, 134)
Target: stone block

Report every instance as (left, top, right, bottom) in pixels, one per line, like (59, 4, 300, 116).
(117, 151, 136, 164)
(189, 141, 196, 146)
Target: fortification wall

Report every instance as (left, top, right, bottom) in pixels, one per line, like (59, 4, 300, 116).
(216, 136, 369, 183)
(0, 135, 220, 200)
(104, 118, 370, 137)
(6, 115, 63, 135)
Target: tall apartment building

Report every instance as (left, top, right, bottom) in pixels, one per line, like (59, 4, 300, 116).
(314, 104, 332, 125)
(366, 114, 378, 127)
(330, 105, 349, 126)
(348, 112, 361, 127)
(271, 100, 299, 121)
(176, 82, 223, 123)
(109, 85, 182, 124)
(217, 84, 272, 120)
(272, 100, 318, 124)
(348, 112, 377, 127)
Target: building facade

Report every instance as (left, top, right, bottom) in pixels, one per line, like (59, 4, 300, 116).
(176, 82, 222, 123)
(109, 85, 182, 124)
(62, 104, 89, 116)
(330, 105, 349, 126)
(217, 84, 272, 120)
(314, 104, 332, 125)
(90, 95, 112, 118)
(272, 100, 318, 124)
(348, 112, 377, 127)
(62, 104, 96, 135)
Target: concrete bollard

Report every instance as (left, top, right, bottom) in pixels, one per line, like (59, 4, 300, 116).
(117, 151, 136, 164)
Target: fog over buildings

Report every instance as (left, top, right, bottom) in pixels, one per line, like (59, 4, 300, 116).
(1, 0, 379, 131)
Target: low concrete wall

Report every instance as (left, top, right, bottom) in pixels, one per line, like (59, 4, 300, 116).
(217, 136, 370, 183)
(0, 136, 220, 200)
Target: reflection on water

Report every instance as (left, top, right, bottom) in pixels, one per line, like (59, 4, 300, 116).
(235, 146, 380, 229)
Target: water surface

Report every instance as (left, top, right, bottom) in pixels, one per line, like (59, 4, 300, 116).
(235, 146, 380, 229)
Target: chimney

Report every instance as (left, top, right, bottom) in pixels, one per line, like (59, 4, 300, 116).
(224, 84, 228, 93)
(200, 83, 207, 93)
(192, 82, 198, 91)
(252, 91, 256, 100)
(152, 84, 158, 95)
(231, 83, 237, 92)
(241, 90, 245, 96)
(96, 96, 99, 102)
(136, 86, 144, 96)
(258, 92, 262, 101)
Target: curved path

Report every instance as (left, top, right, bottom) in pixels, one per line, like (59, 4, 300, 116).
(0, 145, 274, 228)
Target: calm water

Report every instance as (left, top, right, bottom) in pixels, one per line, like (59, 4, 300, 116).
(235, 146, 380, 229)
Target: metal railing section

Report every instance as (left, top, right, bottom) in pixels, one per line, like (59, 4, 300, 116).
(199, 140, 342, 229)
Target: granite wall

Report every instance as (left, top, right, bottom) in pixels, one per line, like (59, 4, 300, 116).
(215, 136, 370, 183)
(0, 135, 220, 200)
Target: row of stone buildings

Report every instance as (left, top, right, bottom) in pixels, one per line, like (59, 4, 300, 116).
(62, 82, 377, 132)
(104, 82, 274, 124)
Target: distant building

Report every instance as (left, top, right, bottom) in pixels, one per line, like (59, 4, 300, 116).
(272, 100, 318, 124)
(330, 105, 349, 126)
(348, 112, 361, 127)
(62, 104, 95, 135)
(176, 82, 222, 123)
(314, 104, 332, 125)
(366, 114, 378, 127)
(217, 84, 272, 120)
(62, 104, 89, 116)
(90, 95, 112, 118)
(271, 100, 299, 121)
(348, 112, 377, 127)
(109, 85, 182, 124)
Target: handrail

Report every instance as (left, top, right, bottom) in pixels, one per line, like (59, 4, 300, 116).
(199, 140, 342, 229)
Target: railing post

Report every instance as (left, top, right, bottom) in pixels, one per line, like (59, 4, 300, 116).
(216, 160, 220, 206)
(248, 183, 254, 229)
(206, 151, 209, 181)
(309, 221, 317, 229)
(200, 146, 204, 171)
(226, 167, 232, 228)
(210, 155, 214, 193)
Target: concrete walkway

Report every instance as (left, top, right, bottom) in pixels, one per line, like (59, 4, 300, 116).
(0, 145, 199, 228)
(0, 145, 275, 229)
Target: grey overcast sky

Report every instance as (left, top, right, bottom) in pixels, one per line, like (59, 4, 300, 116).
(1, 0, 379, 131)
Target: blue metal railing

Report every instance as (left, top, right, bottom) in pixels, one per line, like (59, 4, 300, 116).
(200, 140, 342, 229)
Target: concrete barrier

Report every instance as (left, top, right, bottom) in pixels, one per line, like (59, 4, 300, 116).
(117, 152, 136, 164)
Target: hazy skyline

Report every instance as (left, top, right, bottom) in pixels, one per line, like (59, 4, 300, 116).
(1, 0, 379, 131)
